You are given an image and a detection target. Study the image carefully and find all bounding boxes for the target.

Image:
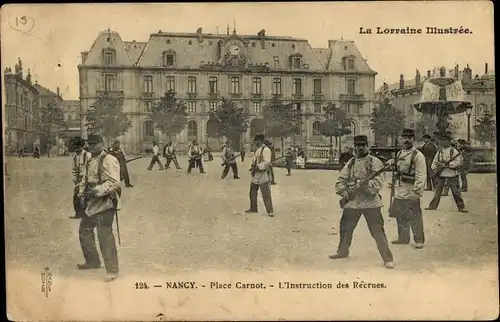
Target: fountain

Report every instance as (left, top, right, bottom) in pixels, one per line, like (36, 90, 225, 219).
(412, 66, 473, 138)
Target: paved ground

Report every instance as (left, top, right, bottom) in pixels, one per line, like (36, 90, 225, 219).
(5, 155, 499, 320)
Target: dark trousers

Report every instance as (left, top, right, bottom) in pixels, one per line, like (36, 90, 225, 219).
(389, 198, 425, 244)
(187, 159, 204, 173)
(148, 155, 164, 170)
(336, 208, 394, 263)
(249, 182, 274, 214)
(221, 162, 238, 178)
(120, 164, 132, 185)
(429, 176, 465, 210)
(268, 166, 276, 183)
(79, 209, 119, 274)
(73, 185, 85, 216)
(443, 169, 468, 194)
(165, 156, 181, 169)
(425, 162, 434, 190)
(285, 160, 293, 175)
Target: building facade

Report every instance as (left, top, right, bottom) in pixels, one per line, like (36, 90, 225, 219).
(376, 64, 495, 144)
(3, 59, 39, 154)
(61, 100, 82, 151)
(79, 28, 377, 154)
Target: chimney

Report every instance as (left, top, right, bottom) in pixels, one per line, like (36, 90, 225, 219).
(455, 64, 459, 79)
(258, 29, 266, 37)
(197, 27, 202, 34)
(258, 29, 266, 49)
(415, 70, 421, 86)
(427, 70, 431, 78)
(226, 24, 229, 35)
(57, 87, 60, 97)
(81, 51, 89, 64)
(485, 63, 488, 74)
(399, 74, 404, 89)
(26, 69, 31, 85)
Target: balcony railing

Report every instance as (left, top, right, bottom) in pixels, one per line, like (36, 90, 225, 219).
(187, 92, 198, 99)
(272, 93, 283, 99)
(251, 93, 263, 100)
(96, 90, 124, 98)
(208, 92, 219, 99)
(229, 93, 242, 98)
(313, 94, 323, 101)
(340, 94, 365, 101)
(293, 93, 304, 99)
(142, 92, 153, 98)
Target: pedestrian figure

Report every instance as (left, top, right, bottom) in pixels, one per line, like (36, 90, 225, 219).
(329, 135, 395, 269)
(418, 134, 438, 191)
(240, 147, 246, 163)
(221, 141, 240, 179)
(425, 132, 468, 212)
(264, 139, 277, 185)
(389, 129, 427, 249)
(33, 147, 40, 159)
(147, 141, 164, 171)
(285, 147, 294, 176)
(187, 140, 205, 174)
(163, 142, 181, 170)
(246, 134, 274, 217)
(76, 134, 121, 282)
(71, 137, 91, 219)
(108, 140, 134, 187)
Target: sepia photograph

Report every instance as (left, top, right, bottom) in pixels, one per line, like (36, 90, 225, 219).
(2, 2, 497, 320)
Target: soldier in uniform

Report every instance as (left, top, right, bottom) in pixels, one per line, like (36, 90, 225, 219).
(147, 141, 164, 170)
(329, 135, 395, 269)
(108, 140, 134, 187)
(264, 139, 277, 185)
(389, 129, 427, 249)
(187, 140, 206, 174)
(246, 134, 274, 217)
(76, 134, 121, 282)
(457, 139, 472, 192)
(221, 141, 240, 179)
(163, 142, 182, 170)
(71, 137, 92, 219)
(419, 134, 438, 191)
(285, 147, 294, 176)
(425, 132, 468, 212)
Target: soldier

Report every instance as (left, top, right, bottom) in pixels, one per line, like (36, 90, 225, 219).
(187, 140, 206, 174)
(240, 146, 246, 163)
(147, 141, 164, 170)
(389, 129, 427, 249)
(264, 139, 277, 185)
(221, 141, 240, 179)
(70, 137, 91, 219)
(329, 135, 395, 269)
(246, 134, 274, 217)
(425, 132, 467, 212)
(457, 139, 472, 192)
(285, 147, 294, 176)
(76, 134, 121, 282)
(163, 142, 182, 170)
(108, 140, 134, 187)
(419, 134, 438, 191)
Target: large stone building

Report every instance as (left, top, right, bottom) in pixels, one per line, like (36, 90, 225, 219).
(79, 28, 377, 154)
(376, 63, 495, 144)
(3, 59, 39, 154)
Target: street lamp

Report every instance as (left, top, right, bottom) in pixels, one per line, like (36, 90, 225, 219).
(465, 106, 473, 142)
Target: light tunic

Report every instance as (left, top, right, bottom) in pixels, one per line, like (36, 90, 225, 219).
(431, 147, 462, 178)
(153, 145, 160, 156)
(394, 147, 427, 200)
(72, 150, 92, 185)
(188, 145, 202, 157)
(249, 145, 272, 184)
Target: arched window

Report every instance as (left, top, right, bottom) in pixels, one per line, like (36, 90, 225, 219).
(187, 120, 197, 138)
(143, 121, 154, 137)
(312, 121, 321, 136)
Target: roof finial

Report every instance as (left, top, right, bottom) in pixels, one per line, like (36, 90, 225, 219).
(233, 18, 236, 34)
(340, 27, 343, 40)
(226, 24, 229, 35)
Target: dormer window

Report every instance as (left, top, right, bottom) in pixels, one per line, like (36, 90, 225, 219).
(348, 58, 355, 69)
(102, 49, 116, 65)
(162, 50, 176, 67)
(342, 55, 356, 70)
(289, 53, 303, 69)
(273, 56, 280, 68)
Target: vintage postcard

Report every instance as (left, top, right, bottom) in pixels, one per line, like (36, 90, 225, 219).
(2, 1, 497, 320)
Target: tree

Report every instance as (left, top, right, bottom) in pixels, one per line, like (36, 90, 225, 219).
(150, 90, 188, 141)
(414, 113, 457, 140)
(318, 103, 353, 156)
(473, 112, 496, 146)
(209, 98, 250, 149)
(370, 98, 406, 146)
(86, 94, 132, 146)
(261, 97, 303, 154)
(36, 99, 67, 157)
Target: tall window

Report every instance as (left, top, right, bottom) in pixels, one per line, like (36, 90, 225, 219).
(272, 77, 282, 95)
(314, 103, 322, 113)
(103, 50, 115, 65)
(230, 76, 240, 94)
(312, 121, 321, 136)
(209, 76, 218, 93)
(209, 101, 218, 111)
(313, 79, 322, 95)
(188, 76, 197, 93)
(252, 77, 262, 94)
(347, 58, 355, 69)
(273, 56, 280, 68)
(293, 78, 302, 95)
(349, 121, 357, 136)
(188, 101, 196, 113)
(166, 76, 175, 92)
(253, 102, 261, 113)
(143, 75, 153, 93)
(104, 74, 116, 91)
(145, 101, 152, 112)
(163, 54, 175, 66)
(346, 78, 356, 95)
(292, 57, 301, 69)
(144, 121, 154, 136)
(187, 120, 197, 138)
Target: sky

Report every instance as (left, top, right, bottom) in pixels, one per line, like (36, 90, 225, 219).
(1, 2, 495, 100)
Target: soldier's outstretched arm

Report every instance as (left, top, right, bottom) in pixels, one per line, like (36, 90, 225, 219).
(257, 148, 271, 170)
(335, 162, 350, 197)
(413, 152, 427, 196)
(94, 156, 121, 197)
(366, 157, 384, 195)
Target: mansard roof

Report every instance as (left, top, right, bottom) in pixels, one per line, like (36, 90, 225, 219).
(82, 30, 135, 66)
(326, 40, 376, 74)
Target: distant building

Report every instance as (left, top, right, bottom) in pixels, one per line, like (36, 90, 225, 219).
(61, 100, 82, 150)
(3, 58, 39, 154)
(376, 63, 495, 144)
(79, 28, 378, 154)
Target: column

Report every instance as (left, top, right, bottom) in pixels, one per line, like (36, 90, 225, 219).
(199, 118, 206, 144)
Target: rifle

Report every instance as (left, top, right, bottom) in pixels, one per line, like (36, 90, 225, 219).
(115, 209, 121, 245)
(339, 158, 396, 209)
(221, 153, 243, 167)
(249, 155, 288, 176)
(388, 149, 419, 213)
(125, 156, 143, 163)
(431, 149, 461, 178)
(189, 150, 208, 162)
